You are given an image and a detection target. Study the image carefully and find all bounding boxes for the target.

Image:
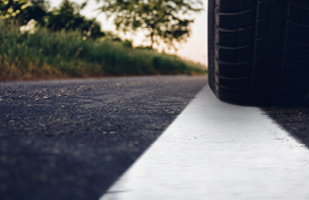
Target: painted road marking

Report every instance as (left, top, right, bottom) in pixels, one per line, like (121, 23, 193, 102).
(100, 85, 309, 200)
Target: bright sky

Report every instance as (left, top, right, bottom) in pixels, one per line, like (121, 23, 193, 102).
(49, 0, 208, 66)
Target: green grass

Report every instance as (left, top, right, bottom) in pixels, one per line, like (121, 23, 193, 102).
(0, 21, 207, 81)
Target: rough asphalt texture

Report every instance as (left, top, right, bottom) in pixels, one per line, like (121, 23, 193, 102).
(0, 76, 207, 200)
(262, 98, 309, 149)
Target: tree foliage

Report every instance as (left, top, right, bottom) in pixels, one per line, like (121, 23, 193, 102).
(46, 0, 105, 39)
(0, 0, 105, 40)
(97, 0, 203, 49)
(0, 0, 48, 25)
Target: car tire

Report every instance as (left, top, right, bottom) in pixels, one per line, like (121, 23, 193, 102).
(208, 0, 309, 104)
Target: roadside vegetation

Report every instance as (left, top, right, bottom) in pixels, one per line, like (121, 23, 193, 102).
(0, 0, 206, 81)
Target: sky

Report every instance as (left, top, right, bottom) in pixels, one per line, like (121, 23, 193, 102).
(49, 0, 208, 66)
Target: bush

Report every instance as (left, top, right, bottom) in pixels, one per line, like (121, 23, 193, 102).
(0, 20, 207, 80)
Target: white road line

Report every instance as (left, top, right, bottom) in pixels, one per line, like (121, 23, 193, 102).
(100, 85, 309, 200)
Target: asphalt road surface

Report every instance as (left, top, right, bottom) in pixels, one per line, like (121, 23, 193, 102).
(0, 76, 207, 200)
(101, 85, 309, 200)
(262, 100, 309, 149)
(1, 75, 309, 200)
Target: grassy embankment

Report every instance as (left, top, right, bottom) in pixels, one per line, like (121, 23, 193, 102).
(0, 21, 207, 81)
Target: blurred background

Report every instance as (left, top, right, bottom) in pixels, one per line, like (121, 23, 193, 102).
(0, 0, 207, 80)
(51, 0, 208, 66)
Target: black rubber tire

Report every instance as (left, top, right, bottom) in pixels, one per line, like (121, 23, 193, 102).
(208, 0, 309, 104)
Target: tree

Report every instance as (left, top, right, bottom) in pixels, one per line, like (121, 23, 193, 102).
(46, 0, 105, 39)
(46, 0, 83, 31)
(0, 0, 48, 25)
(97, 0, 203, 49)
(0, 0, 105, 40)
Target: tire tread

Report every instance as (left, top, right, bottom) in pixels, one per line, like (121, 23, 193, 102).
(209, 0, 309, 104)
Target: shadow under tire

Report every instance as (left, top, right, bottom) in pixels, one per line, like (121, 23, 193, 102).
(208, 0, 309, 104)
